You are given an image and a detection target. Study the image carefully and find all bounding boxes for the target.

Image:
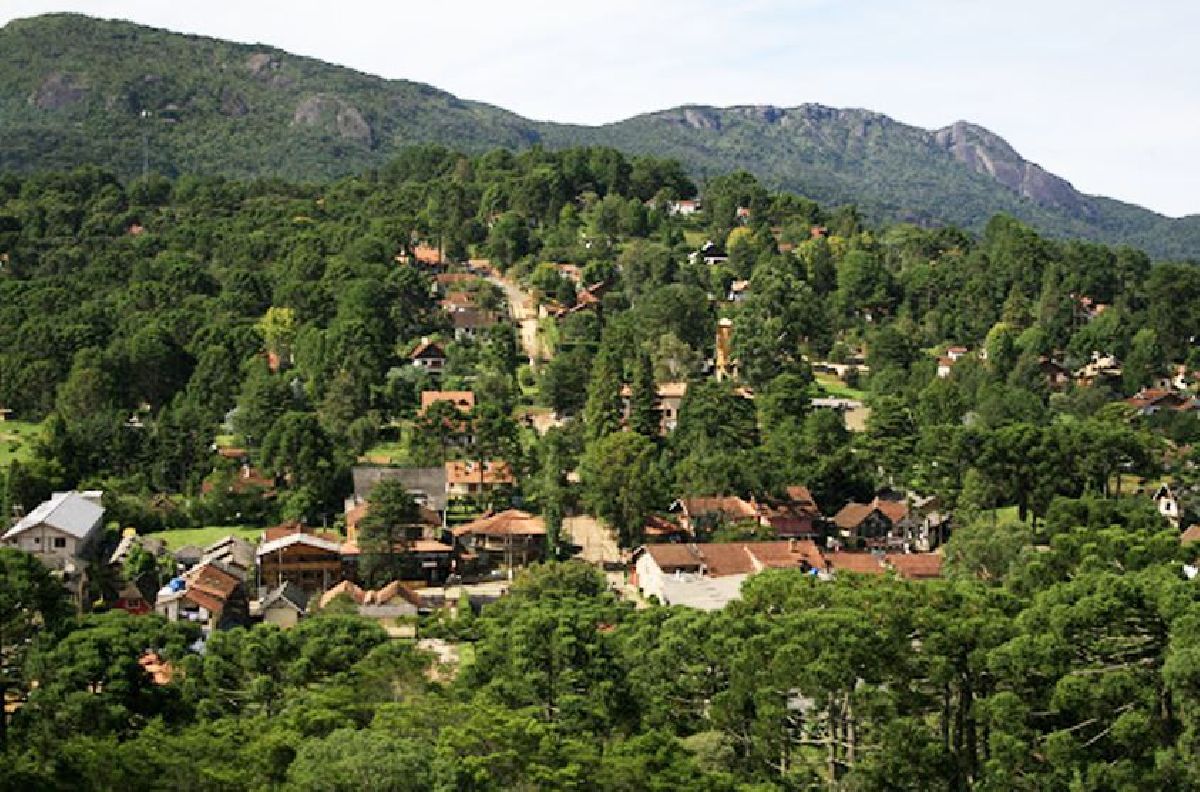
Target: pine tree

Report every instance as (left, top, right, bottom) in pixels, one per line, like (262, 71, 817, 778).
(583, 345, 623, 443)
(629, 350, 659, 438)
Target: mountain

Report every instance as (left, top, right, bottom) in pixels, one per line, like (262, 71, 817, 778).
(2, 13, 1197, 259)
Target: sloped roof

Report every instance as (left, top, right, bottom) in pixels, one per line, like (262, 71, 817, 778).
(832, 502, 879, 530)
(823, 552, 885, 575)
(257, 531, 343, 557)
(420, 391, 475, 413)
(886, 553, 943, 579)
(677, 496, 759, 521)
(3, 491, 104, 541)
(182, 562, 242, 614)
(452, 509, 544, 538)
(260, 581, 310, 613)
(410, 339, 446, 360)
(351, 466, 448, 512)
(642, 540, 823, 578)
(445, 460, 514, 487)
(1180, 524, 1200, 545)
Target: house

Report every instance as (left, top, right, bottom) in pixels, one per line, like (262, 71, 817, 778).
(632, 540, 824, 609)
(452, 509, 545, 570)
(900, 494, 953, 552)
(193, 535, 257, 577)
(155, 561, 250, 632)
(342, 501, 453, 584)
(452, 309, 499, 341)
(885, 553, 943, 580)
(351, 466, 449, 514)
(1153, 483, 1182, 529)
(671, 496, 761, 536)
(109, 531, 167, 568)
(1039, 357, 1072, 390)
(822, 552, 886, 576)
(832, 497, 907, 550)
(1074, 352, 1123, 387)
(445, 460, 515, 498)
(317, 580, 421, 637)
(1126, 388, 1196, 416)
(410, 338, 447, 376)
(760, 486, 823, 539)
(642, 514, 691, 543)
(440, 291, 477, 313)
(667, 199, 701, 216)
(113, 575, 157, 615)
(620, 381, 688, 434)
(727, 279, 751, 303)
(690, 241, 728, 266)
(256, 523, 345, 593)
(1180, 524, 1200, 545)
(2, 490, 105, 568)
(254, 581, 309, 628)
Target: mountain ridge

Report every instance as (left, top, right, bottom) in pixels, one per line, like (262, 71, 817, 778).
(1, 13, 1197, 258)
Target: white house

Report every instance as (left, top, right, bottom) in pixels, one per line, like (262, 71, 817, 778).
(2, 490, 105, 566)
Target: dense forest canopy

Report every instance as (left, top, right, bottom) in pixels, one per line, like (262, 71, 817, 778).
(2, 143, 1200, 789)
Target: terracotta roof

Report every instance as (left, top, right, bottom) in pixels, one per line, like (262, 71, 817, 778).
(319, 580, 366, 608)
(445, 460, 514, 487)
(833, 502, 878, 530)
(182, 562, 242, 614)
(678, 496, 759, 521)
(875, 498, 909, 524)
(643, 514, 688, 537)
(784, 486, 817, 507)
(420, 391, 475, 414)
(886, 553, 943, 579)
(410, 539, 455, 553)
(452, 509, 544, 538)
(318, 579, 421, 610)
(217, 447, 247, 459)
(435, 273, 475, 285)
(264, 522, 340, 543)
(138, 652, 174, 685)
(452, 309, 499, 329)
(823, 552, 885, 575)
(413, 243, 442, 265)
(642, 540, 823, 578)
(1180, 525, 1200, 545)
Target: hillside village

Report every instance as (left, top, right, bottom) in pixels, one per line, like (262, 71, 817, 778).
(3, 145, 1200, 788)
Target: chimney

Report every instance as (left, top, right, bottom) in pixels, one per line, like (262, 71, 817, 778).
(788, 538, 797, 554)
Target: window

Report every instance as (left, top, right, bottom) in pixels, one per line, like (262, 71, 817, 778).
(53, 537, 67, 549)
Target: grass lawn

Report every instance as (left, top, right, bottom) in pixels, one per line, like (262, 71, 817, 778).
(814, 372, 867, 400)
(683, 230, 707, 248)
(455, 642, 476, 668)
(361, 423, 416, 465)
(0, 420, 40, 467)
(983, 505, 1031, 525)
(145, 525, 263, 550)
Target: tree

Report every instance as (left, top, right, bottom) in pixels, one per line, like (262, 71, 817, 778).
(256, 306, 298, 366)
(358, 481, 421, 584)
(629, 350, 659, 438)
(581, 432, 664, 547)
(582, 345, 623, 443)
(0, 548, 70, 748)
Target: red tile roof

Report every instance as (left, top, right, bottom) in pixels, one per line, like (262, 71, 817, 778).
(445, 460, 514, 487)
(886, 553, 943, 579)
(823, 552, 885, 575)
(452, 509, 544, 538)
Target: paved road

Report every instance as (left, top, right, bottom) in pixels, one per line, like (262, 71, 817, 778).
(565, 515, 621, 566)
(487, 273, 544, 365)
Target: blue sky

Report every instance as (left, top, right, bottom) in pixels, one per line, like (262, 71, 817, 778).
(2, 0, 1196, 217)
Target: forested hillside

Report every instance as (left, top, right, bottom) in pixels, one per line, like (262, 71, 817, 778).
(3, 143, 1200, 789)
(2, 13, 1198, 258)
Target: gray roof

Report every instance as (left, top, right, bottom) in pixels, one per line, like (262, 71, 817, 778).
(260, 581, 309, 614)
(3, 491, 104, 542)
(352, 466, 448, 512)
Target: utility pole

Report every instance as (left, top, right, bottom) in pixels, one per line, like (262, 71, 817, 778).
(140, 109, 149, 178)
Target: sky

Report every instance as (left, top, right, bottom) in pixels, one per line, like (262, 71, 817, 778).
(2, 0, 1197, 217)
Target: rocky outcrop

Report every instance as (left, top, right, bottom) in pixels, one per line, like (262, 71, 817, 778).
(28, 72, 86, 110)
(292, 94, 373, 145)
(934, 121, 1093, 217)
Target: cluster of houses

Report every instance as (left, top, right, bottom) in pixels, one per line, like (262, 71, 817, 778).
(633, 539, 943, 610)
